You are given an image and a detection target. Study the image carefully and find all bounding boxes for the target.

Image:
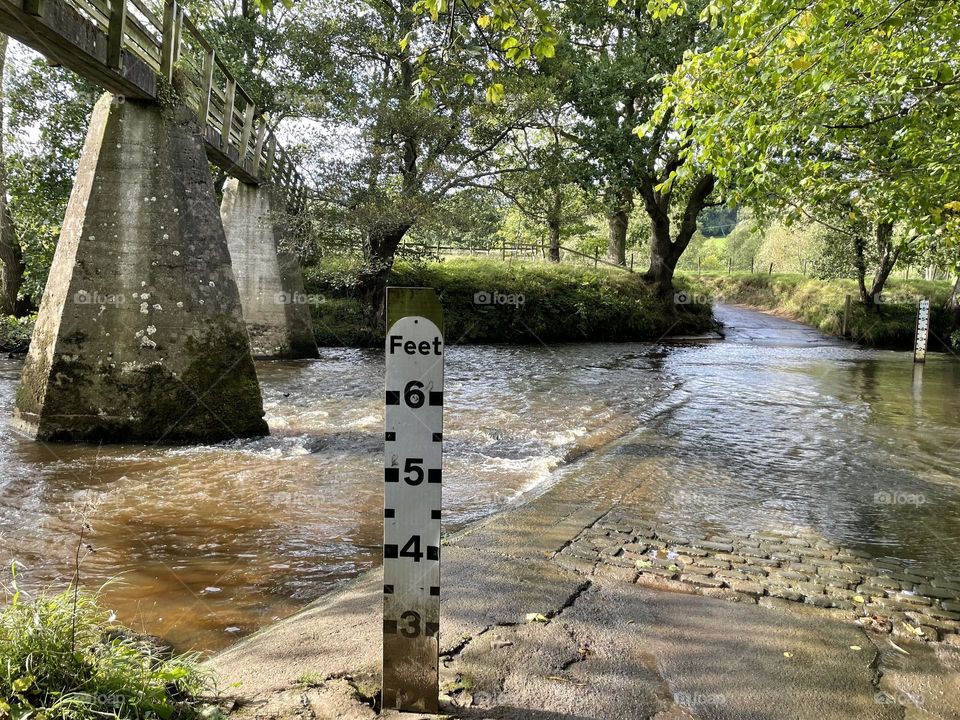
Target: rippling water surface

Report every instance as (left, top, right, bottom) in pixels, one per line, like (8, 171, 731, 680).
(0, 305, 957, 651)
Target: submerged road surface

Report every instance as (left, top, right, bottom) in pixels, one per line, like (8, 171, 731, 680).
(0, 304, 957, 651)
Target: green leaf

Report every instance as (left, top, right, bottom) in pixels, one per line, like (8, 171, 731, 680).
(485, 82, 506, 104)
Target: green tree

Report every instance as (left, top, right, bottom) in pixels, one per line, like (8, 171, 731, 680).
(0, 35, 26, 316)
(647, 0, 960, 281)
(492, 115, 591, 262)
(544, 0, 720, 287)
(4, 50, 96, 306)
(288, 0, 533, 315)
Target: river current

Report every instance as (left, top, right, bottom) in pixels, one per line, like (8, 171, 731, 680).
(0, 305, 957, 651)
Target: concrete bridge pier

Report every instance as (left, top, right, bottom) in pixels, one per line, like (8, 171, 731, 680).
(220, 179, 319, 359)
(14, 93, 268, 443)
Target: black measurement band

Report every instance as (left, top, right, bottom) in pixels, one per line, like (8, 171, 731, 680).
(386, 390, 401, 405)
(429, 391, 443, 406)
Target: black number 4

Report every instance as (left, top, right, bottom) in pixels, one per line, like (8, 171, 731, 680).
(400, 535, 423, 562)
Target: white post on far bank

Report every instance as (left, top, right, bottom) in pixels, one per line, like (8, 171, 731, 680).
(914, 298, 930, 363)
(382, 287, 444, 714)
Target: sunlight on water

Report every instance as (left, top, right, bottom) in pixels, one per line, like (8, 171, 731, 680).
(0, 305, 958, 652)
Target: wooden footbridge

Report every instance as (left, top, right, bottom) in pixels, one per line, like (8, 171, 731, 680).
(4, 0, 320, 444)
(0, 0, 307, 204)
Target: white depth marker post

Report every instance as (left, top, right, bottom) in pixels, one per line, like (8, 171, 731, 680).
(383, 287, 443, 713)
(914, 298, 930, 363)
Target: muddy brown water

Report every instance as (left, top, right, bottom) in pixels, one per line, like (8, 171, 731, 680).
(0, 305, 957, 652)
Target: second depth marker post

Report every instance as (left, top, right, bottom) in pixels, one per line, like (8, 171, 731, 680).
(382, 287, 444, 713)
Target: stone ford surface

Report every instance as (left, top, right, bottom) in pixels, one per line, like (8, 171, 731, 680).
(220, 179, 318, 359)
(14, 93, 267, 443)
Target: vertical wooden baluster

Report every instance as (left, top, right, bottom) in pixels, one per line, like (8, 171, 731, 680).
(199, 48, 215, 134)
(265, 134, 277, 182)
(252, 117, 269, 177)
(239, 101, 255, 169)
(107, 0, 127, 70)
(160, 0, 179, 83)
(221, 78, 236, 151)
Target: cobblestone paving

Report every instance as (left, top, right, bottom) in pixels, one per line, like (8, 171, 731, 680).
(557, 511, 960, 642)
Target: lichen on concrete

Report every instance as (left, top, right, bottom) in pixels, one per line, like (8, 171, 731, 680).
(14, 92, 267, 443)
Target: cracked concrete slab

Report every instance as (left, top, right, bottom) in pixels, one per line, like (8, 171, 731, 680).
(206, 443, 960, 719)
(439, 578, 901, 720)
(208, 549, 588, 709)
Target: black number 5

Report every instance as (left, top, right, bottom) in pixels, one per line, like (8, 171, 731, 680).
(404, 458, 424, 485)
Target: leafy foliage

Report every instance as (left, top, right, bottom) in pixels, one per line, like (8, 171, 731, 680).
(647, 0, 960, 270)
(4, 57, 96, 303)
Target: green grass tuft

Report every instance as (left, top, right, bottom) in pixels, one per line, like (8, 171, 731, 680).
(0, 579, 211, 720)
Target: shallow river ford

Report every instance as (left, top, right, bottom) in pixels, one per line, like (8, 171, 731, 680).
(1, 305, 958, 652)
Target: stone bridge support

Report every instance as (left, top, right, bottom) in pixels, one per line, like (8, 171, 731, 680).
(220, 179, 319, 359)
(14, 93, 268, 443)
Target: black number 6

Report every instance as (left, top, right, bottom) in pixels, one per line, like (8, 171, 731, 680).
(404, 380, 425, 408)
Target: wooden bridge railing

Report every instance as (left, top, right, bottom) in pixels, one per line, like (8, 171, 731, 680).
(0, 0, 308, 209)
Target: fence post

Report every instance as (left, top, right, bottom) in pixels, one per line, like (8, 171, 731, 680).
(436, 239, 441, 261)
(630, 253, 634, 271)
(221, 79, 236, 151)
(697, 256, 702, 276)
(727, 258, 732, 275)
(751, 257, 755, 274)
(594, 248, 599, 267)
(768, 262, 774, 275)
(501, 243, 505, 261)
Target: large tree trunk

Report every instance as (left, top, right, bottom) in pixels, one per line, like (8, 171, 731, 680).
(606, 188, 632, 266)
(854, 220, 899, 308)
(0, 34, 25, 317)
(547, 219, 561, 263)
(869, 220, 899, 303)
(357, 221, 413, 323)
(642, 174, 716, 296)
(852, 234, 871, 306)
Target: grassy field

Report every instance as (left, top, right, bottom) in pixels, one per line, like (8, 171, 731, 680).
(690, 272, 958, 350)
(303, 257, 716, 346)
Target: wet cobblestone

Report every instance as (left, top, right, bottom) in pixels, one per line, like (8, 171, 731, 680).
(558, 515, 960, 642)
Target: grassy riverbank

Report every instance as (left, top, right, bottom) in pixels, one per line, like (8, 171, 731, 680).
(691, 273, 958, 350)
(303, 257, 715, 346)
(0, 315, 34, 354)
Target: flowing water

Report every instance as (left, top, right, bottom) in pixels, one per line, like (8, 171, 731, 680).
(0, 305, 958, 652)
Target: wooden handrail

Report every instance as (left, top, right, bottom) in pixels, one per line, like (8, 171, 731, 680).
(0, 0, 307, 205)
